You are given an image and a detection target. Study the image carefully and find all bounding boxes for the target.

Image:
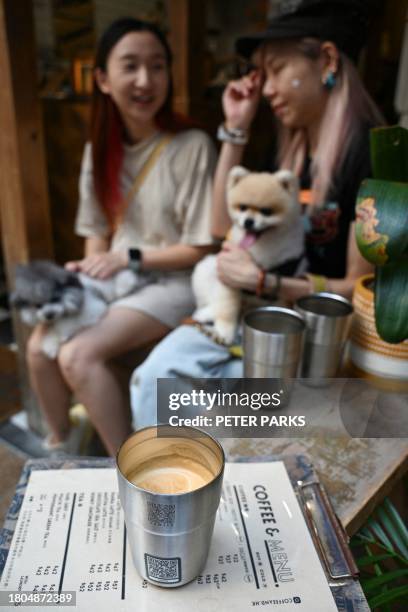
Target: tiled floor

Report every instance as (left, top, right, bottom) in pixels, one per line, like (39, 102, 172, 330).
(0, 403, 108, 462)
(0, 408, 107, 527)
(0, 409, 46, 525)
(0, 411, 47, 458)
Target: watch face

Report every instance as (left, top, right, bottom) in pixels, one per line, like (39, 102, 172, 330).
(129, 248, 142, 262)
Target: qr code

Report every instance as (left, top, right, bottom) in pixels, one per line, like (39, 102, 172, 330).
(146, 501, 175, 527)
(144, 553, 181, 583)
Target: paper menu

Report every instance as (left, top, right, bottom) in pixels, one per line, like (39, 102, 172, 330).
(0, 463, 338, 611)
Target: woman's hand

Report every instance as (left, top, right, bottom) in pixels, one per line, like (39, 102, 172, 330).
(65, 251, 127, 279)
(222, 70, 263, 131)
(216, 242, 259, 291)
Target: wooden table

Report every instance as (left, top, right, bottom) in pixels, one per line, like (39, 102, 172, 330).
(223, 437, 408, 535)
(217, 373, 408, 535)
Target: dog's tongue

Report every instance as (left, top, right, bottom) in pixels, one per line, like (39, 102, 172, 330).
(239, 232, 258, 249)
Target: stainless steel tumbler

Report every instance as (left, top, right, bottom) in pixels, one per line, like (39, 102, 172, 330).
(243, 307, 306, 403)
(295, 292, 353, 386)
(116, 425, 225, 587)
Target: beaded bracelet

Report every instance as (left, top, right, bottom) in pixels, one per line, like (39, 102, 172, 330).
(256, 268, 266, 297)
(305, 273, 329, 293)
(269, 273, 281, 301)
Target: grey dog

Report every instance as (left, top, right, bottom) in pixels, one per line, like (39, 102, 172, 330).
(11, 260, 142, 358)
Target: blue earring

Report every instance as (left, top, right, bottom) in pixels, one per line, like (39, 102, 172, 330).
(323, 71, 336, 90)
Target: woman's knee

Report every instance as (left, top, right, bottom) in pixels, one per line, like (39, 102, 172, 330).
(26, 327, 49, 371)
(58, 337, 98, 385)
(134, 326, 194, 381)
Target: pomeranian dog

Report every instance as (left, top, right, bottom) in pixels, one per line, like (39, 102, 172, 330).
(10, 260, 144, 358)
(192, 166, 305, 344)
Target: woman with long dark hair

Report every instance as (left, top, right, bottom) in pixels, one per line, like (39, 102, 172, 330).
(27, 18, 217, 456)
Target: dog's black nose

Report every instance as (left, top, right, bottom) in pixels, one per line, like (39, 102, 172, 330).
(244, 218, 254, 230)
(44, 312, 54, 321)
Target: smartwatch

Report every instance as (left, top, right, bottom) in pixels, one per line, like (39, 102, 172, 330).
(128, 248, 143, 273)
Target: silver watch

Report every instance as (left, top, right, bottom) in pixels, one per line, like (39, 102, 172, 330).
(217, 123, 249, 145)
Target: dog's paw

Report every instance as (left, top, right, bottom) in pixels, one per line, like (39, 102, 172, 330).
(214, 320, 236, 346)
(193, 305, 214, 324)
(41, 334, 59, 359)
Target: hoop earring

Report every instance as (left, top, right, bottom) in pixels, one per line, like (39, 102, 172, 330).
(322, 71, 336, 90)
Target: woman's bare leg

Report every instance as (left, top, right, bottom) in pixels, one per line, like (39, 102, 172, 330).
(58, 308, 170, 456)
(26, 325, 72, 443)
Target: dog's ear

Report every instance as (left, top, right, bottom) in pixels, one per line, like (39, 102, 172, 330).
(274, 170, 299, 196)
(31, 260, 80, 288)
(13, 264, 54, 305)
(12, 260, 81, 307)
(9, 292, 26, 308)
(227, 166, 250, 193)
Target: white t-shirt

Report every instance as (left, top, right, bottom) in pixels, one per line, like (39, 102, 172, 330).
(75, 129, 217, 252)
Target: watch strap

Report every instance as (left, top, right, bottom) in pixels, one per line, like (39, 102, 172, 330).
(128, 248, 142, 273)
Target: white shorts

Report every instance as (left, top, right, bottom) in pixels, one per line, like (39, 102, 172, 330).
(111, 271, 195, 329)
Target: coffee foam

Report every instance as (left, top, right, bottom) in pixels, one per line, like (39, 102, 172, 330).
(128, 454, 214, 494)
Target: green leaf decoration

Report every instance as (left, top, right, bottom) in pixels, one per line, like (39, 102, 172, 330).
(367, 516, 395, 551)
(376, 504, 408, 559)
(355, 126, 408, 344)
(355, 180, 408, 266)
(362, 568, 408, 594)
(375, 259, 408, 343)
(369, 584, 408, 609)
(383, 498, 408, 550)
(350, 497, 408, 611)
(356, 553, 394, 567)
(370, 126, 408, 182)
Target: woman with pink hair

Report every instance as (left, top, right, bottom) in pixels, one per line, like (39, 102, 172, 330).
(133, 0, 384, 427)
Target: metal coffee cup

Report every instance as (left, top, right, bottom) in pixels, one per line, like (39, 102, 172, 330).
(295, 292, 353, 386)
(243, 307, 306, 403)
(116, 425, 225, 587)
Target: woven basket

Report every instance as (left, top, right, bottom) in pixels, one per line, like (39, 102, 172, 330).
(348, 274, 408, 391)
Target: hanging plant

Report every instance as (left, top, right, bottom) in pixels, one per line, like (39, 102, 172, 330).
(355, 126, 408, 344)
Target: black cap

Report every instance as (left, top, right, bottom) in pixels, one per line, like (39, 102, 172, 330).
(236, 0, 370, 63)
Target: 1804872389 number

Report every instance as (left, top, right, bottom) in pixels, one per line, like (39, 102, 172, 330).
(0, 591, 76, 606)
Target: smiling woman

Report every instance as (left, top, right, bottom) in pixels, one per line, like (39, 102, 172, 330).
(261, 41, 329, 130)
(87, 18, 193, 227)
(96, 32, 170, 137)
(26, 18, 217, 457)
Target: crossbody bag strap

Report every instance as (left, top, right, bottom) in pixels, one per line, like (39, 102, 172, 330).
(125, 133, 173, 205)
